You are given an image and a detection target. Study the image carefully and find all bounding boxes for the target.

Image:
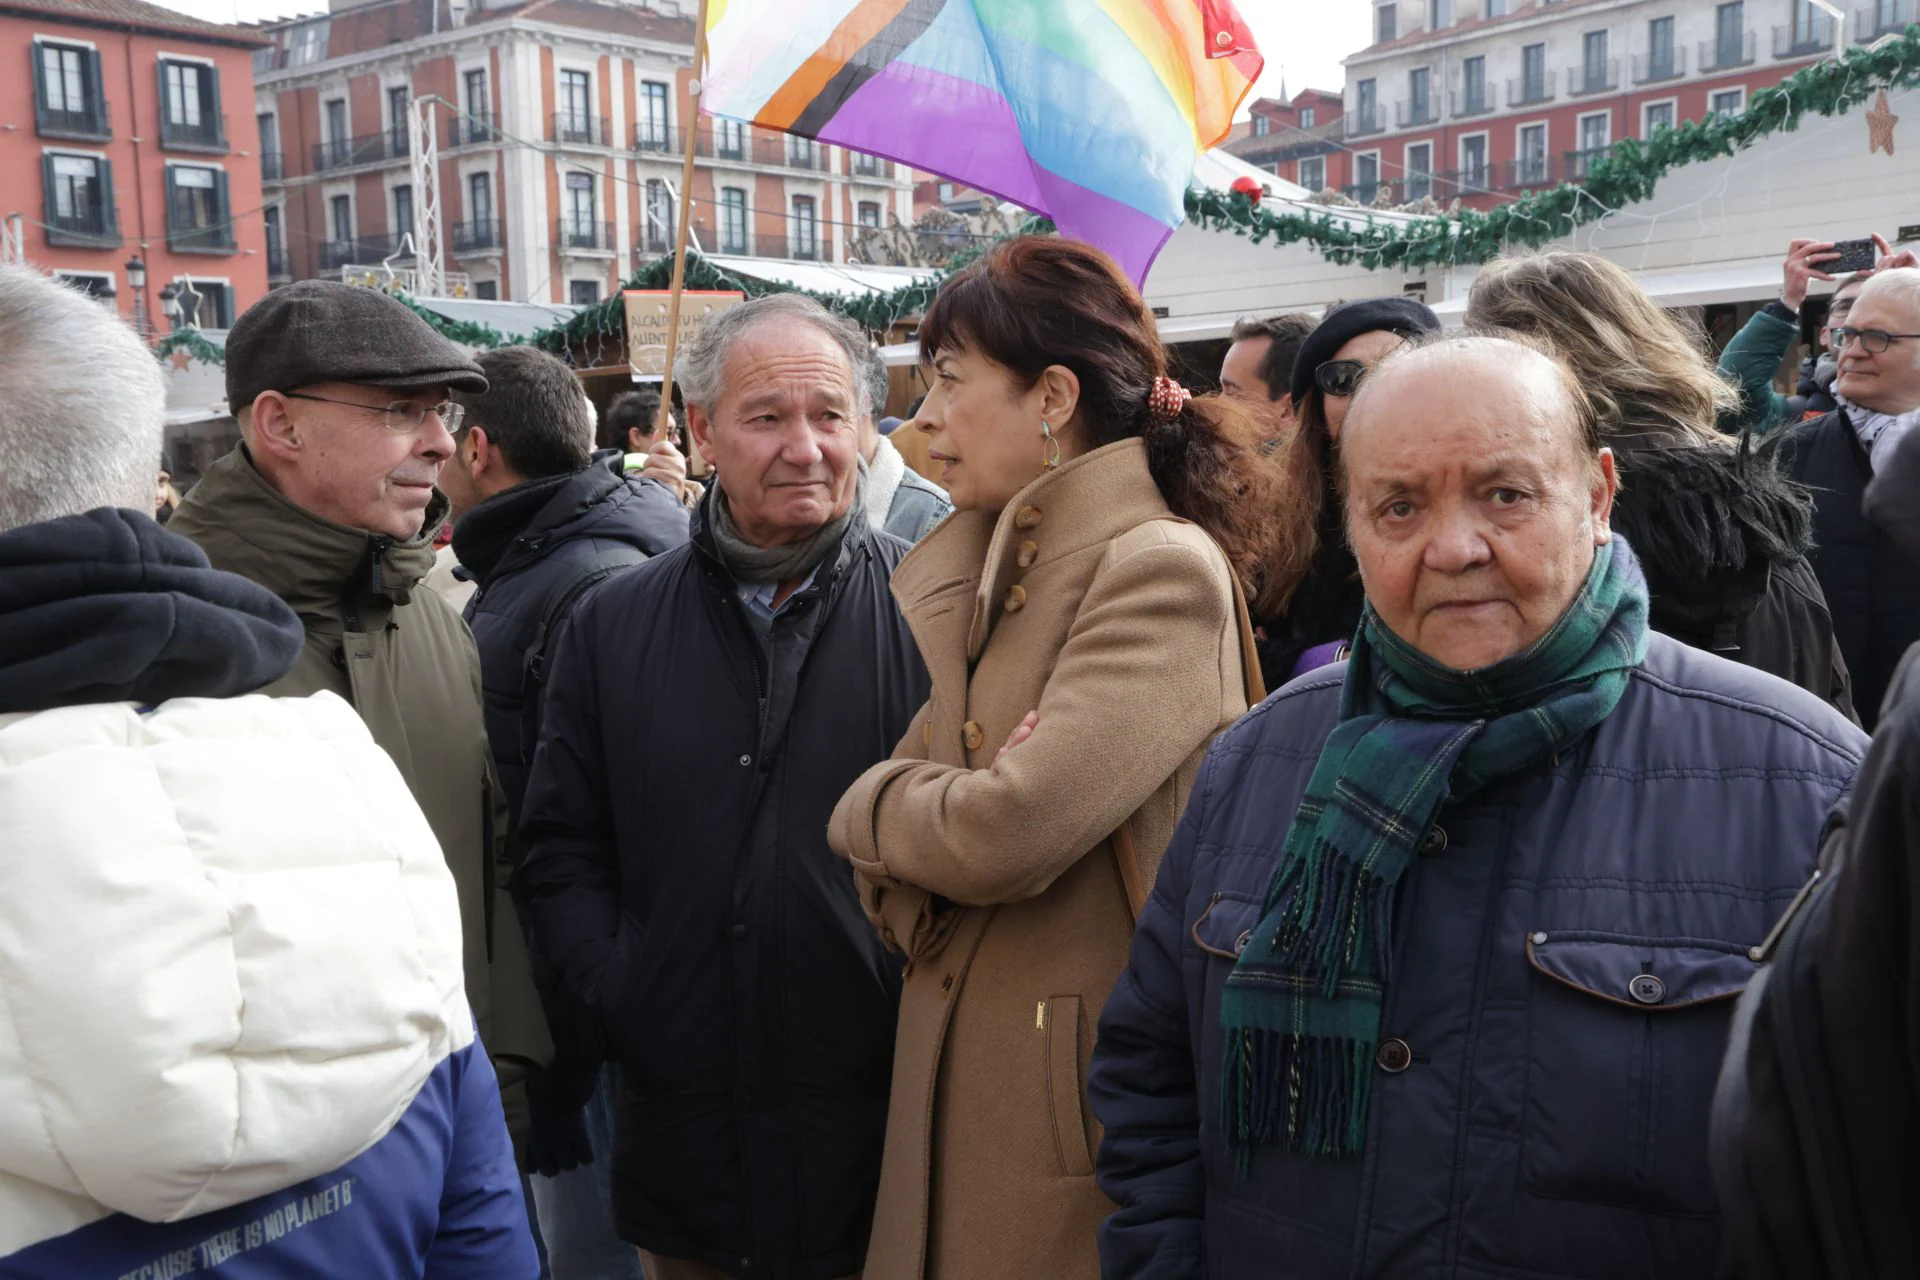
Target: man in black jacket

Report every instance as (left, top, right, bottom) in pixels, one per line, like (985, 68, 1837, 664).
(517, 294, 928, 1280)
(1773, 268, 1920, 727)
(441, 344, 690, 1280)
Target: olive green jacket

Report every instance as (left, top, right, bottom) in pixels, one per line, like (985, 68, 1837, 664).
(170, 447, 552, 1139)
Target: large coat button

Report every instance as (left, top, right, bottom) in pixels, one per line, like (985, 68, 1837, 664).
(1004, 584, 1027, 613)
(1013, 505, 1044, 530)
(1376, 1038, 1412, 1073)
(1420, 825, 1448, 855)
(1628, 974, 1666, 1005)
(963, 721, 986, 751)
(1017, 540, 1039, 568)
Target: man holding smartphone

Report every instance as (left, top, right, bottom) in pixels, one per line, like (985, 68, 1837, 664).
(1719, 234, 1919, 432)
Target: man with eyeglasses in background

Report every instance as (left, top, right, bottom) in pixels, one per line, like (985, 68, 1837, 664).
(170, 281, 553, 1158)
(1773, 267, 1920, 729)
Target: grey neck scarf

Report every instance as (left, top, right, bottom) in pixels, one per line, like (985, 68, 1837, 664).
(709, 459, 867, 585)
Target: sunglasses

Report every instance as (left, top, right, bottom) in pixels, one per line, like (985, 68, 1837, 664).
(1314, 359, 1368, 398)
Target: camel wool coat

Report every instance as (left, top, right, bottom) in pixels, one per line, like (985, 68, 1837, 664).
(828, 438, 1257, 1279)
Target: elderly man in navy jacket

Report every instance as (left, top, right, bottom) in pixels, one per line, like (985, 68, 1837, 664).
(517, 294, 927, 1280)
(1089, 333, 1865, 1280)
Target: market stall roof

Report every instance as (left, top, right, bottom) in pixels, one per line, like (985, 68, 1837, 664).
(1428, 256, 1783, 323)
(412, 297, 581, 341)
(700, 255, 941, 296)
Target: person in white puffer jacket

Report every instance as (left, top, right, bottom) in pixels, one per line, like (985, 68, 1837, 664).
(0, 264, 537, 1277)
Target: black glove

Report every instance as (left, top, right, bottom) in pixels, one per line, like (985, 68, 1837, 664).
(521, 1062, 597, 1178)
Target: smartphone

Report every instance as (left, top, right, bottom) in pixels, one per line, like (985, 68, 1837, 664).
(1829, 238, 1876, 273)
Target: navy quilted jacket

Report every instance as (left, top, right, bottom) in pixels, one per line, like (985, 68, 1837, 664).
(1088, 632, 1866, 1280)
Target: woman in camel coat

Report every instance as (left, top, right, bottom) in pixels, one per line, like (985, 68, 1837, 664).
(828, 237, 1274, 1279)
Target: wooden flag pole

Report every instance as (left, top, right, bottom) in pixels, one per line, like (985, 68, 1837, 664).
(654, 0, 710, 448)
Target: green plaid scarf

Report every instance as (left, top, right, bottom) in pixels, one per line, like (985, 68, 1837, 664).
(1221, 536, 1650, 1161)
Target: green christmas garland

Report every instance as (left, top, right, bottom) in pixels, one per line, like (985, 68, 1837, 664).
(1193, 26, 1920, 271)
(159, 28, 1918, 370)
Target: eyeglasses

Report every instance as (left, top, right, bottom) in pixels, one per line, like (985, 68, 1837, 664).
(1314, 359, 1369, 398)
(1826, 326, 1920, 355)
(285, 391, 465, 433)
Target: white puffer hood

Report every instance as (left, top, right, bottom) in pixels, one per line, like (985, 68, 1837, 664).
(0, 692, 469, 1254)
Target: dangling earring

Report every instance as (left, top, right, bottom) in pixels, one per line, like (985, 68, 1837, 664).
(1040, 419, 1061, 471)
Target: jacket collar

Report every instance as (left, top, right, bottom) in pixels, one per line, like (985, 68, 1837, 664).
(168, 445, 444, 625)
(890, 438, 1171, 664)
(688, 479, 873, 595)
(451, 470, 581, 586)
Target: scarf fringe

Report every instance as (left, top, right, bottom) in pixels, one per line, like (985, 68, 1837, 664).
(1223, 1028, 1374, 1165)
(1268, 839, 1398, 993)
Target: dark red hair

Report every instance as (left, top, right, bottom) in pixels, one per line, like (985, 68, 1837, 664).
(917, 236, 1283, 589)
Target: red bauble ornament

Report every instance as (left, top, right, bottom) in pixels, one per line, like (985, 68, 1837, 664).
(1230, 175, 1263, 198)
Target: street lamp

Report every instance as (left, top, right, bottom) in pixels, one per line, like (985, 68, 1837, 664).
(159, 284, 180, 333)
(125, 255, 148, 333)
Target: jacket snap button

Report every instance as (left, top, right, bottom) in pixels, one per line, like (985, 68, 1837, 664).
(1004, 584, 1027, 613)
(731, 923, 748, 941)
(1014, 505, 1044, 530)
(738, 754, 752, 767)
(1628, 974, 1666, 1005)
(1420, 825, 1448, 855)
(1017, 539, 1039, 568)
(1376, 1038, 1412, 1073)
(963, 721, 986, 751)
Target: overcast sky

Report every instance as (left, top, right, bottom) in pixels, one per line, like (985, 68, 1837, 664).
(150, 0, 1368, 114)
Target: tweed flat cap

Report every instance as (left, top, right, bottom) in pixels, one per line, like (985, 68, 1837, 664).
(1289, 296, 1441, 407)
(225, 281, 488, 409)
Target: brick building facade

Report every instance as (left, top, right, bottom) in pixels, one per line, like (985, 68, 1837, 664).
(0, 0, 268, 330)
(253, 0, 916, 306)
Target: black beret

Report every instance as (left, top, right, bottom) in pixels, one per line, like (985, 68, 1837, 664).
(1289, 296, 1442, 407)
(225, 280, 487, 410)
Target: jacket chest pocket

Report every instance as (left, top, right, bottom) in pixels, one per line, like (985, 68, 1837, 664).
(1520, 930, 1755, 1216)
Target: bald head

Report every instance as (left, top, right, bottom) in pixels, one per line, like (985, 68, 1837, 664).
(1339, 333, 1617, 670)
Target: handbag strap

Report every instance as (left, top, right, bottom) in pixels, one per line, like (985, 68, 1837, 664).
(1111, 545, 1267, 924)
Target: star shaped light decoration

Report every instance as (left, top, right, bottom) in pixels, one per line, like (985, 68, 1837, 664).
(167, 347, 195, 372)
(1869, 89, 1899, 156)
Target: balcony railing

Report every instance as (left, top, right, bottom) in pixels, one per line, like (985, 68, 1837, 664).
(261, 150, 283, 182)
(1347, 107, 1383, 136)
(1774, 19, 1836, 55)
(45, 204, 120, 248)
(266, 240, 288, 276)
(1564, 146, 1612, 180)
(160, 111, 228, 152)
(1632, 47, 1688, 82)
(639, 220, 672, 254)
(1340, 175, 1443, 205)
(167, 220, 234, 253)
(451, 219, 502, 253)
(1450, 86, 1492, 117)
(557, 218, 616, 251)
(1438, 166, 1495, 198)
(312, 131, 403, 173)
(1700, 30, 1757, 70)
(1395, 94, 1437, 128)
(1505, 155, 1561, 190)
(37, 101, 110, 140)
(446, 113, 499, 148)
(1507, 69, 1556, 106)
(551, 113, 613, 147)
(1567, 58, 1620, 94)
(1856, 2, 1912, 39)
(318, 234, 403, 269)
(631, 124, 854, 173)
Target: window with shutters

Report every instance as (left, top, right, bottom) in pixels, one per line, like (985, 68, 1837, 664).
(166, 164, 233, 251)
(387, 85, 411, 156)
(720, 187, 747, 253)
(1300, 106, 1316, 127)
(473, 280, 498, 300)
(174, 279, 233, 329)
(1297, 155, 1325, 191)
(715, 117, 745, 159)
(570, 279, 601, 305)
(330, 194, 352, 247)
(392, 184, 413, 243)
(43, 151, 117, 246)
(644, 178, 673, 252)
(790, 195, 818, 260)
(464, 172, 495, 250)
(857, 201, 881, 230)
(159, 59, 225, 151)
(264, 205, 286, 276)
(638, 81, 670, 151)
(35, 42, 108, 139)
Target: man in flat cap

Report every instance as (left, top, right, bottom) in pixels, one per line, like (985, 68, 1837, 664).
(170, 281, 552, 1155)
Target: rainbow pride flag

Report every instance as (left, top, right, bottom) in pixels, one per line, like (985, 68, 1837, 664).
(701, 0, 1264, 284)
